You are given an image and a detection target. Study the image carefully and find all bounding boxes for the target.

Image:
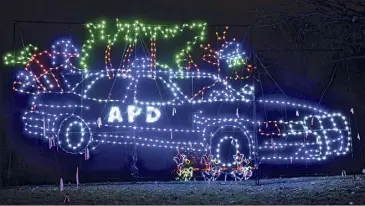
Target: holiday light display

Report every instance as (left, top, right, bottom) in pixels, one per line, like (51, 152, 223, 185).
(200, 152, 214, 181)
(215, 136, 240, 167)
(200, 26, 254, 80)
(223, 152, 255, 181)
(217, 42, 246, 68)
(4, 19, 351, 176)
(80, 20, 206, 73)
(107, 105, 161, 123)
(259, 121, 281, 136)
(201, 154, 223, 181)
(173, 152, 197, 181)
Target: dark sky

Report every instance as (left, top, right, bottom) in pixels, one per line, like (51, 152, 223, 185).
(0, 0, 287, 49)
(0, 0, 364, 183)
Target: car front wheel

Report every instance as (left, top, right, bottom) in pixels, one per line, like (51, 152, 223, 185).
(56, 115, 92, 154)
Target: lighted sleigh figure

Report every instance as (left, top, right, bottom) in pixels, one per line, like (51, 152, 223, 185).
(5, 21, 352, 180)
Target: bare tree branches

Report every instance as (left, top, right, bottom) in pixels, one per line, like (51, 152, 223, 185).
(253, 0, 365, 55)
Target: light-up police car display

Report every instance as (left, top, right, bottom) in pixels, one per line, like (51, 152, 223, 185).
(18, 56, 351, 164)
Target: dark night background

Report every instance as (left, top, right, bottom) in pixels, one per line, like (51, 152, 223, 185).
(0, 0, 365, 186)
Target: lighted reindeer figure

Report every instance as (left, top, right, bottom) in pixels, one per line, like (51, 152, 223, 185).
(173, 151, 194, 181)
(224, 152, 254, 181)
(200, 152, 212, 181)
(201, 152, 222, 181)
(210, 157, 223, 181)
(241, 159, 254, 180)
(200, 152, 213, 181)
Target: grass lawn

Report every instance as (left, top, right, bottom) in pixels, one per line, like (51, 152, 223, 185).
(0, 176, 364, 204)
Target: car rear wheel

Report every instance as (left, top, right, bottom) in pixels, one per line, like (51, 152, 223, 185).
(205, 124, 254, 166)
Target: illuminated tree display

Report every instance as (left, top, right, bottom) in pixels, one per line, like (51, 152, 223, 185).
(4, 19, 352, 181)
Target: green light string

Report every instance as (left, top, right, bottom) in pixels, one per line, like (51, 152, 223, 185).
(81, 19, 207, 71)
(4, 19, 207, 72)
(4, 44, 38, 65)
